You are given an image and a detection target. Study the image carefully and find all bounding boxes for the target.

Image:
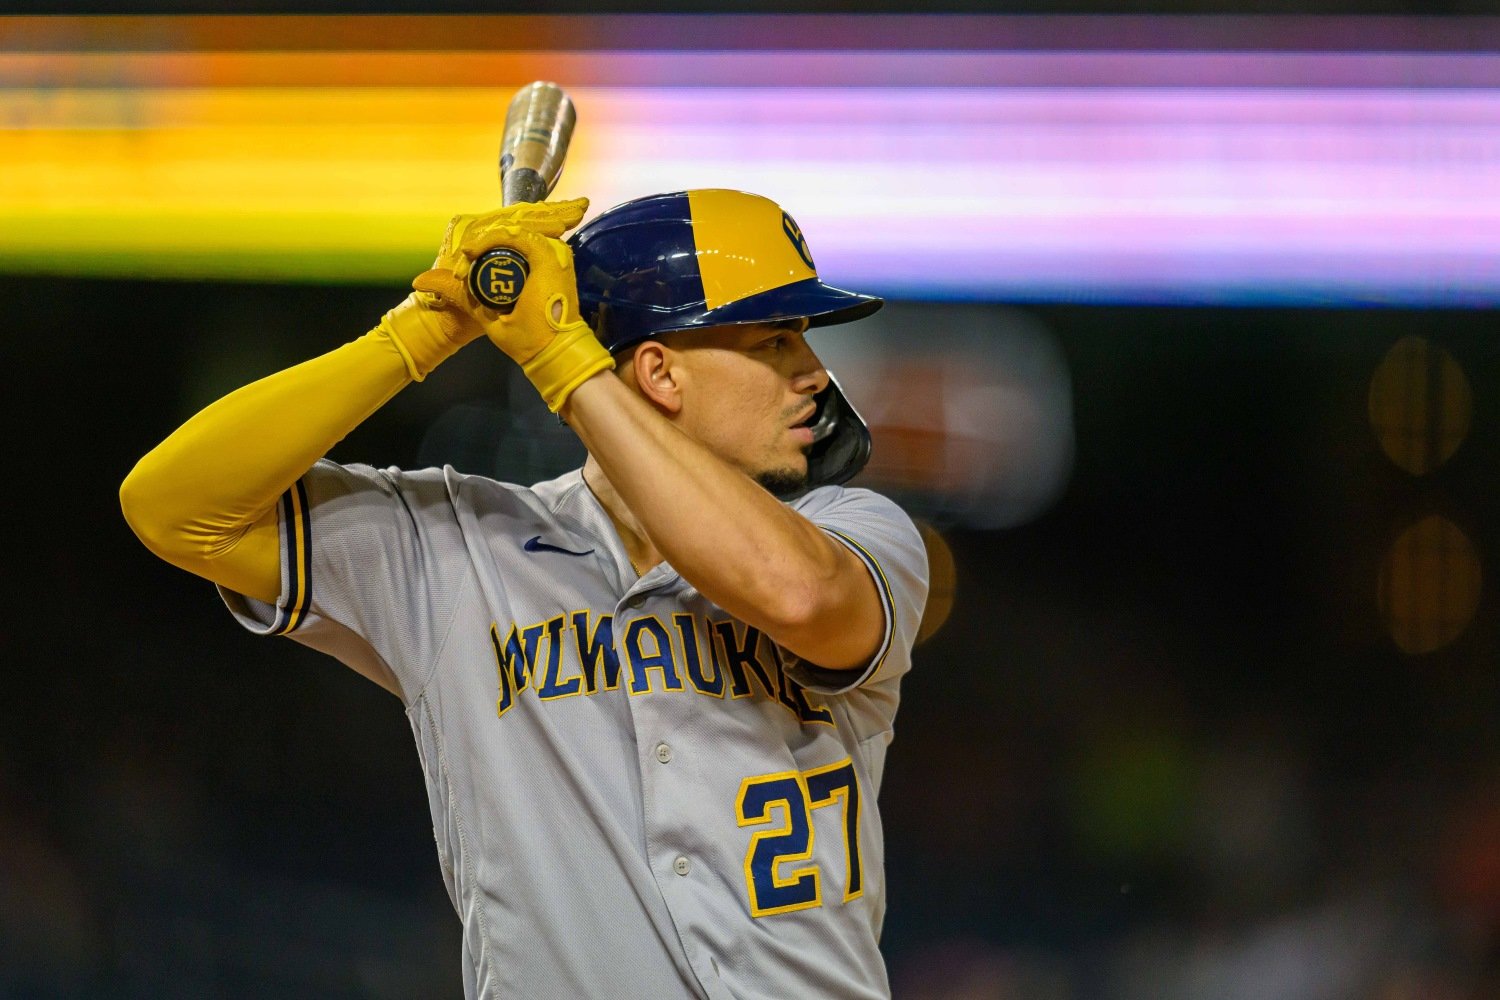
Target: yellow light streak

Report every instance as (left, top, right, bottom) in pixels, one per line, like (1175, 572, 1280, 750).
(0, 85, 602, 281)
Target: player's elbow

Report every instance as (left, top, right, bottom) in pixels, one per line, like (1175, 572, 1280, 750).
(120, 459, 167, 554)
(119, 454, 192, 562)
(764, 587, 880, 672)
(120, 450, 282, 603)
(756, 551, 885, 670)
(758, 566, 848, 636)
(766, 587, 883, 672)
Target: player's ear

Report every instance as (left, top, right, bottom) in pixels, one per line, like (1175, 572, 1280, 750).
(630, 341, 684, 415)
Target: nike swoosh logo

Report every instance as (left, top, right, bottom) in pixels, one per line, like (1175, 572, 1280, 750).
(523, 535, 595, 557)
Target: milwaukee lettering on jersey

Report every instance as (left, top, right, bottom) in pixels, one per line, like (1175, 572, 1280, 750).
(488, 611, 835, 726)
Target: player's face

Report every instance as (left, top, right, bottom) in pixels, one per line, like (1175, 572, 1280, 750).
(667, 319, 829, 495)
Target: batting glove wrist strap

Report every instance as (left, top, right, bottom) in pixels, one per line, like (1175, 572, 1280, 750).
(522, 318, 615, 412)
(377, 292, 485, 381)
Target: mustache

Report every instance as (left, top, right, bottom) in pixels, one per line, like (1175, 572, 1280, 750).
(784, 402, 817, 426)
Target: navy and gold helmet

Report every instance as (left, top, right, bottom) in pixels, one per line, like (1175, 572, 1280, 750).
(568, 189, 882, 489)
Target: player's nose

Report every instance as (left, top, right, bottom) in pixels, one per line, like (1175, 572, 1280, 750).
(788, 335, 830, 396)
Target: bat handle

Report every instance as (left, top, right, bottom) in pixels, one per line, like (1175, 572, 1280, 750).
(466, 166, 553, 314)
(466, 159, 534, 313)
(467, 248, 531, 314)
(468, 82, 575, 313)
(501, 158, 550, 207)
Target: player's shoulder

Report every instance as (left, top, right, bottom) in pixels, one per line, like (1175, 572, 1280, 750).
(790, 482, 915, 528)
(309, 459, 573, 517)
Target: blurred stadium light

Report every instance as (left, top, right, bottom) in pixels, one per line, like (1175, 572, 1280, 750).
(812, 302, 1076, 530)
(3, 15, 1500, 304)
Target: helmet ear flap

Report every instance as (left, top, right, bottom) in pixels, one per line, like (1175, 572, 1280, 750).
(802, 372, 871, 493)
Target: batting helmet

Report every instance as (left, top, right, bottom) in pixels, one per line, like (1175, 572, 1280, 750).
(568, 189, 882, 489)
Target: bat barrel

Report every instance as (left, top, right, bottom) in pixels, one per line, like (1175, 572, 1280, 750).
(499, 81, 576, 206)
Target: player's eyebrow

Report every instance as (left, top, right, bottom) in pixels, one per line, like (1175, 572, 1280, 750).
(761, 318, 810, 335)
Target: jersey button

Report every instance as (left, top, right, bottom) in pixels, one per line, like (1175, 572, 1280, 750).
(625, 595, 646, 610)
(673, 856, 691, 876)
(654, 742, 673, 764)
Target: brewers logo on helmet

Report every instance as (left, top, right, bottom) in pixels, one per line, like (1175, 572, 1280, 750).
(569, 189, 882, 490)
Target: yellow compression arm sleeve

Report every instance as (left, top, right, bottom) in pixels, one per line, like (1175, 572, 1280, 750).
(120, 298, 473, 604)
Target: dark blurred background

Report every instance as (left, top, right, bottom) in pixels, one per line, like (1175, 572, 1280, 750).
(4, 8, 1500, 1000)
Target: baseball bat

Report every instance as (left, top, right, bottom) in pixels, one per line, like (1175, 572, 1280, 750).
(468, 81, 578, 312)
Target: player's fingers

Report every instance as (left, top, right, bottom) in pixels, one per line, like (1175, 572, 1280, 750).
(457, 220, 540, 256)
(457, 224, 553, 263)
(412, 268, 469, 304)
(505, 197, 589, 235)
(460, 198, 589, 249)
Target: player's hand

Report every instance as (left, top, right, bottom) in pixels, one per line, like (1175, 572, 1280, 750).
(375, 288, 488, 382)
(418, 197, 587, 362)
(412, 198, 613, 412)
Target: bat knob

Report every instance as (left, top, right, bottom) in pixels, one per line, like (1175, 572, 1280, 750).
(468, 248, 531, 312)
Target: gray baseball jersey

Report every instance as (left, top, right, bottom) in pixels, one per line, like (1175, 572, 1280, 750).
(220, 460, 928, 1000)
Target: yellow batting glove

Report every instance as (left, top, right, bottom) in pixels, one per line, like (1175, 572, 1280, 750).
(376, 290, 487, 382)
(412, 198, 614, 412)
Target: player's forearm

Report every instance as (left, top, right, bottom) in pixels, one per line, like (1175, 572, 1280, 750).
(563, 374, 875, 664)
(120, 325, 421, 601)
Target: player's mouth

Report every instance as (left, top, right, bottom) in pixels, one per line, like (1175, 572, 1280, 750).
(788, 405, 817, 447)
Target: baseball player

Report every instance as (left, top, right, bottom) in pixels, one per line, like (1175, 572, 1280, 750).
(121, 189, 928, 999)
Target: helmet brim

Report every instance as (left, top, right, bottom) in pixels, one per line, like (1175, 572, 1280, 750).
(692, 277, 883, 332)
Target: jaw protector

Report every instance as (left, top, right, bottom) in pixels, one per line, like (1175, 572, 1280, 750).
(569, 189, 882, 489)
(806, 373, 872, 489)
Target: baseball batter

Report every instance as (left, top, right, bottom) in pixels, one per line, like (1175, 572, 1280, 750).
(121, 190, 928, 999)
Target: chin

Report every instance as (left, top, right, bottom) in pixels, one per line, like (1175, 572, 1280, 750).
(753, 466, 809, 499)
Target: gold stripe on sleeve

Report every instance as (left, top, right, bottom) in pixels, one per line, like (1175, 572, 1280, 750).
(825, 528, 896, 677)
(273, 479, 312, 635)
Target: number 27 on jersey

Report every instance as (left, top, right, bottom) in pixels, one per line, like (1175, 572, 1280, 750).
(736, 758, 863, 917)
